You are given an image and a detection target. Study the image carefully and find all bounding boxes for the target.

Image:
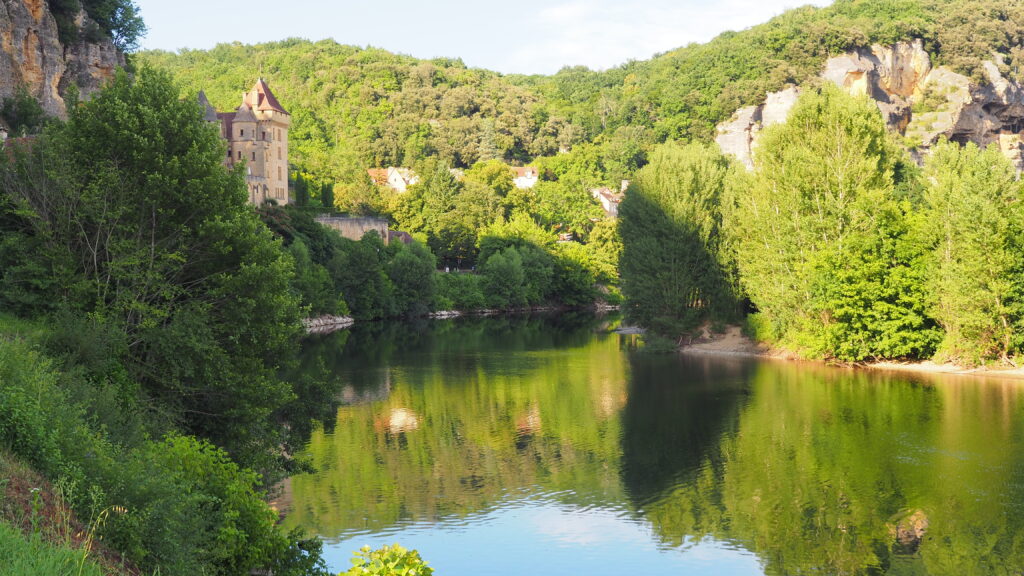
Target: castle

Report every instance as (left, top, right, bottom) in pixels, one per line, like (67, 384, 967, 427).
(199, 79, 290, 205)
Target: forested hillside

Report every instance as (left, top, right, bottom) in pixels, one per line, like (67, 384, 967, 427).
(138, 0, 1024, 186)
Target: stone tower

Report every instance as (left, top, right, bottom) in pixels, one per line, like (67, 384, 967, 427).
(200, 79, 291, 205)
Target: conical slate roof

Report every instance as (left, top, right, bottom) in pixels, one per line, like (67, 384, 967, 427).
(197, 91, 219, 122)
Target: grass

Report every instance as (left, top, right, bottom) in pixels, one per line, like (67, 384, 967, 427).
(0, 451, 137, 576)
(0, 521, 104, 576)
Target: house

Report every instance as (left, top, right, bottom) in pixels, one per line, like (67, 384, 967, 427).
(512, 166, 539, 189)
(591, 181, 627, 218)
(367, 167, 419, 193)
(199, 79, 291, 206)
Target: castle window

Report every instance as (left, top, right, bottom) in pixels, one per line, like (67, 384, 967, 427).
(251, 151, 256, 161)
(262, 131, 267, 140)
(237, 151, 242, 160)
(226, 149, 231, 157)
(278, 166, 282, 180)
(240, 129, 244, 137)
(277, 147, 281, 160)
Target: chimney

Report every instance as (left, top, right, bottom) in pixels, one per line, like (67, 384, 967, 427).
(620, 180, 629, 192)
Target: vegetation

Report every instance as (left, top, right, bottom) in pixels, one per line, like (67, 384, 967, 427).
(344, 544, 433, 576)
(0, 521, 105, 576)
(0, 69, 330, 574)
(46, 0, 146, 51)
(620, 82, 1023, 366)
(619, 142, 739, 336)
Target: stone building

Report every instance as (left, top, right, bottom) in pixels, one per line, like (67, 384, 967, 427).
(200, 79, 290, 205)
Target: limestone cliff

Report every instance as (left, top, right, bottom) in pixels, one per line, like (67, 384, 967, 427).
(0, 0, 123, 118)
(716, 39, 1024, 170)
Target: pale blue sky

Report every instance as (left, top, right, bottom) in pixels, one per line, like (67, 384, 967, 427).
(135, 0, 832, 75)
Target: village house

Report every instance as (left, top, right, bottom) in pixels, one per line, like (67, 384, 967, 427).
(512, 166, 539, 189)
(367, 166, 419, 193)
(591, 180, 628, 218)
(199, 79, 291, 205)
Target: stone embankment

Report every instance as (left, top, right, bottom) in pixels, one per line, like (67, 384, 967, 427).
(716, 39, 1024, 170)
(302, 315, 354, 334)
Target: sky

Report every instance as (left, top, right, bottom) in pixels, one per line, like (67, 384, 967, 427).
(134, 0, 833, 75)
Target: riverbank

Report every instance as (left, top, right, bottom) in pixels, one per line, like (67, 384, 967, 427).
(304, 304, 622, 335)
(679, 325, 1024, 381)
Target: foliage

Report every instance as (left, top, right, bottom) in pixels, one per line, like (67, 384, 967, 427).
(724, 85, 936, 360)
(46, 0, 146, 51)
(918, 141, 1024, 365)
(344, 544, 433, 576)
(1, 85, 47, 137)
(433, 272, 486, 311)
(0, 337, 328, 575)
(619, 142, 738, 337)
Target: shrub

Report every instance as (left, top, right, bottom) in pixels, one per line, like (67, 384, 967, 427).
(344, 544, 433, 576)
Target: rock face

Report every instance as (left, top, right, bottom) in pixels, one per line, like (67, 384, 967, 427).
(717, 39, 1024, 170)
(0, 0, 123, 118)
(715, 87, 800, 169)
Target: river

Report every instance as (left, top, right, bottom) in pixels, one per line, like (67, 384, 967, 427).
(279, 313, 1024, 575)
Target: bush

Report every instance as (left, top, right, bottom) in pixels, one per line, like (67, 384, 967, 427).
(434, 272, 486, 311)
(0, 338, 327, 576)
(344, 544, 433, 576)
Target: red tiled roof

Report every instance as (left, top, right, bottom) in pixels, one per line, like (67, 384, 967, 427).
(367, 168, 388, 185)
(512, 166, 537, 178)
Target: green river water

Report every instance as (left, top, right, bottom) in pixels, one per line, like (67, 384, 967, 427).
(280, 313, 1024, 575)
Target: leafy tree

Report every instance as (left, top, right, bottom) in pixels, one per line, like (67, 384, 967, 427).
(725, 85, 933, 360)
(321, 182, 334, 211)
(1, 85, 46, 136)
(1, 67, 303, 468)
(387, 241, 436, 317)
(293, 172, 310, 206)
(481, 247, 526, 308)
(919, 141, 1024, 365)
(620, 142, 738, 337)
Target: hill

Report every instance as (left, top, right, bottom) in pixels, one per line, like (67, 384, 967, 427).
(135, 0, 1024, 186)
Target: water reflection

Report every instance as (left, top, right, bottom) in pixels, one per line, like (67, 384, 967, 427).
(283, 316, 1024, 575)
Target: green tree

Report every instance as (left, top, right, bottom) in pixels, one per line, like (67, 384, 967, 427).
(321, 182, 335, 211)
(481, 247, 526, 308)
(919, 141, 1024, 365)
(1, 67, 303, 468)
(293, 172, 310, 207)
(725, 85, 932, 360)
(619, 141, 737, 337)
(1, 84, 46, 136)
(387, 241, 436, 317)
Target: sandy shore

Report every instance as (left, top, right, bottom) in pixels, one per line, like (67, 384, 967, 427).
(679, 325, 1024, 381)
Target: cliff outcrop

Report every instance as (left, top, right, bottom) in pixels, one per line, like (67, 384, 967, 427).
(0, 0, 122, 118)
(716, 39, 1024, 170)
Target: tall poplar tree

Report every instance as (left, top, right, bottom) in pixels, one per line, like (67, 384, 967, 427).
(920, 141, 1024, 365)
(619, 141, 738, 337)
(725, 85, 937, 359)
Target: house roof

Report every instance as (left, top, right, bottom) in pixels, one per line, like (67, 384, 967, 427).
(245, 78, 289, 115)
(511, 166, 537, 178)
(367, 168, 388, 185)
(197, 91, 219, 122)
(591, 187, 624, 202)
(233, 103, 257, 123)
